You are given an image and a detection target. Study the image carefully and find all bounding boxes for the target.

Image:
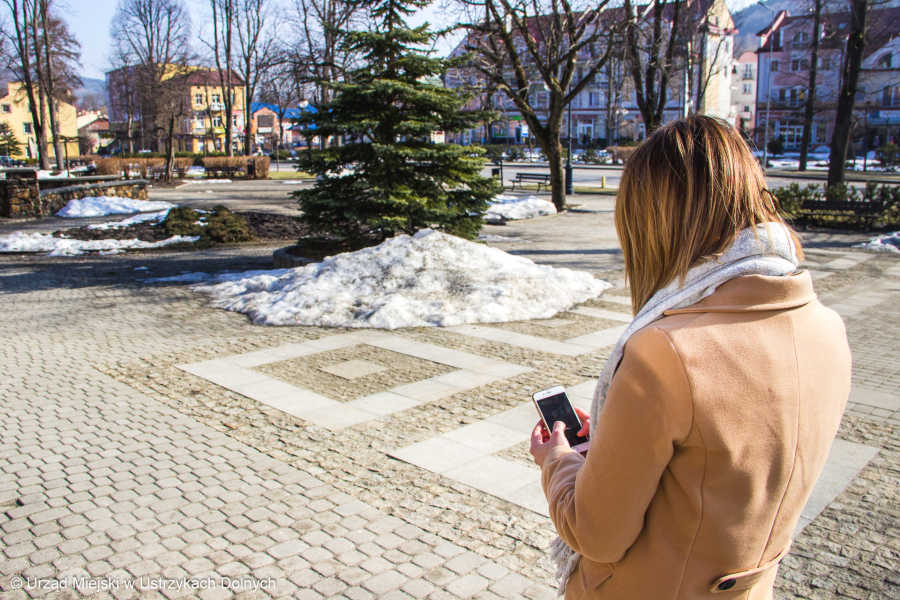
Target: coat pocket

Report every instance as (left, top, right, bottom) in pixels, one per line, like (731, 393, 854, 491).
(708, 543, 791, 594)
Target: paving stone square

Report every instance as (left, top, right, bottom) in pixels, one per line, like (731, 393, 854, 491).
(0, 192, 897, 599)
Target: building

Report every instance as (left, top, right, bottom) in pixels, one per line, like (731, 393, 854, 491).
(731, 51, 757, 136)
(248, 102, 316, 153)
(444, 0, 736, 147)
(178, 69, 247, 154)
(76, 110, 112, 155)
(106, 65, 247, 154)
(755, 6, 900, 153)
(0, 81, 79, 160)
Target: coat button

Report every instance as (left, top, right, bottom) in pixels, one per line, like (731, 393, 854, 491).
(718, 579, 736, 591)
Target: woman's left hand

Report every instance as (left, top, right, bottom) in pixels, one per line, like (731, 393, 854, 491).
(530, 420, 571, 468)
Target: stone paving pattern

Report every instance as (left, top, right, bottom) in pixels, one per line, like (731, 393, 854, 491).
(1, 192, 898, 599)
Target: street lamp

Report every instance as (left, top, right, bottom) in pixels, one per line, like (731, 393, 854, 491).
(565, 91, 573, 195)
(760, 1, 778, 173)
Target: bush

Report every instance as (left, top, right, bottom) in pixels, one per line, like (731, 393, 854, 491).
(161, 205, 253, 245)
(771, 181, 899, 229)
(767, 136, 785, 158)
(606, 145, 638, 164)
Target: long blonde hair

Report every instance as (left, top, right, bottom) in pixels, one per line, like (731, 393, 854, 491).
(615, 116, 800, 313)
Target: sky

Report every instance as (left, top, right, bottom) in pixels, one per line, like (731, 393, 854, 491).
(70, 0, 759, 81)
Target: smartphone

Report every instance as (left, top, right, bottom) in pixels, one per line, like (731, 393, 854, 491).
(532, 386, 589, 453)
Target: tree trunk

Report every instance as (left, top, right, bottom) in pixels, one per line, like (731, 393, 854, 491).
(828, 0, 868, 188)
(244, 83, 252, 155)
(35, 85, 50, 169)
(799, 0, 822, 172)
(542, 137, 566, 211)
(165, 114, 176, 182)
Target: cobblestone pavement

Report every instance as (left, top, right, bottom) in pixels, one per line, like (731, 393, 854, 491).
(1, 195, 898, 599)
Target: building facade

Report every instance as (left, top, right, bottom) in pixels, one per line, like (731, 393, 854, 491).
(731, 51, 757, 136)
(106, 65, 247, 154)
(0, 81, 79, 160)
(755, 6, 900, 153)
(444, 0, 736, 147)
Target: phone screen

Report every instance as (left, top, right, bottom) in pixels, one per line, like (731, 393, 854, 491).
(537, 393, 585, 447)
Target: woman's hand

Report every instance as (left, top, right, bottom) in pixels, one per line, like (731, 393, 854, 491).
(530, 420, 571, 468)
(575, 406, 590, 438)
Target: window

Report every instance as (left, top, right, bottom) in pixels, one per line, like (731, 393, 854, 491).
(742, 64, 753, 79)
(883, 86, 893, 106)
(212, 116, 223, 127)
(791, 59, 809, 72)
(212, 93, 221, 104)
(194, 93, 203, 105)
(816, 123, 826, 143)
(588, 92, 599, 107)
(23, 122, 31, 134)
(819, 56, 831, 70)
(771, 60, 779, 72)
(779, 88, 786, 102)
(743, 83, 752, 95)
(1, 104, 10, 113)
(257, 114, 274, 128)
(744, 105, 751, 113)
(877, 53, 893, 69)
(792, 31, 809, 47)
(790, 88, 798, 105)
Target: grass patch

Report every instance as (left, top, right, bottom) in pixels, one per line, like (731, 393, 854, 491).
(162, 205, 254, 247)
(268, 169, 314, 180)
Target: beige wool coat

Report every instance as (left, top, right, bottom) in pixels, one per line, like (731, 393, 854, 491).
(541, 272, 851, 599)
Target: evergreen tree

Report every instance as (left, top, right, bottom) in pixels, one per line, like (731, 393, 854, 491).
(293, 0, 500, 242)
(0, 123, 22, 157)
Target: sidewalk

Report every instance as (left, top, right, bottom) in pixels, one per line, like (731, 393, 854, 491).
(0, 198, 897, 599)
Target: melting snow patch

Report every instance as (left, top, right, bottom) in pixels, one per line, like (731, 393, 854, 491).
(88, 209, 172, 230)
(0, 232, 199, 256)
(56, 196, 175, 218)
(184, 179, 232, 184)
(486, 194, 557, 223)
(195, 229, 609, 329)
(857, 231, 900, 253)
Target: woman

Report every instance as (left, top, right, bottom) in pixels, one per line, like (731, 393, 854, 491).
(530, 116, 851, 599)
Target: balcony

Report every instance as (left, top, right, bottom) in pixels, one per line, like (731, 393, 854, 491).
(209, 102, 225, 111)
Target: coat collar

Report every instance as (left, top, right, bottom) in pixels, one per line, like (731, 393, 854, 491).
(663, 271, 816, 315)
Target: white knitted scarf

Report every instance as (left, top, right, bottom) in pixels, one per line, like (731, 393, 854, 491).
(549, 222, 801, 594)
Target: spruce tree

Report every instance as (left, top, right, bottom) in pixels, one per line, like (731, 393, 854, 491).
(294, 0, 500, 242)
(0, 123, 22, 158)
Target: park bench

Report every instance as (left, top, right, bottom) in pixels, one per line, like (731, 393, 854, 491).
(799, 199, 884, 227)
(205, 166, 243, 179)
(510, 172, 551, 192)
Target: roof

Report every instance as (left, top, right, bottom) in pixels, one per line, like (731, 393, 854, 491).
(183, 68, 245, 87)
(757, 7, 900, 58)
(249, 101, 317, 118)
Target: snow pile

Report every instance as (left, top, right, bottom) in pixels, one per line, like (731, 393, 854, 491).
(87, 209, 172, 230)
(857, 231, 900, 253)
(485, 194, 557, 223)
(0, 232, 199, 256)
(56, 196, 175, 218)
(184, 178, 232, 184)
(195, 229, 609, 329)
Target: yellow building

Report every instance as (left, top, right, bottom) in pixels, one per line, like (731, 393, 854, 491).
(0, 81, 79, 160)
(177, 68, 247, 154)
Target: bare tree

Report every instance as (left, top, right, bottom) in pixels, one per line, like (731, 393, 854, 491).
(457, 0, 616, 210)
(799, 0, 823, 171)
(257, 61, 307, 169)
(36, 4, 80, 168)
(111, 0, 191, 179)
(236, 0, 281, 155)
(291, 0, 366, 107)
(206, 0, 238, 156)
(828, 0, 868, 187)
(3, 0, 49, 166)
(622, 0, 682, 135)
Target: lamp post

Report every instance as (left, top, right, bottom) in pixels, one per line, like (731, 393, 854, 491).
(761, 2, 778, 173)
(565, 90, 573, 195)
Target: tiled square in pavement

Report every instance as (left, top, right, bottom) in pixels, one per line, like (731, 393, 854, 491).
(486, 312, 624, 342)
(393, 377, 880, 527)
(320, 358, 388, 379)
(178, 331, 530, 430)
(254, 344, 454, 401)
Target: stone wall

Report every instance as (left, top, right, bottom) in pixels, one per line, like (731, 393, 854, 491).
(0, 172, 149, 218)
(39, 180, 149, 218)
